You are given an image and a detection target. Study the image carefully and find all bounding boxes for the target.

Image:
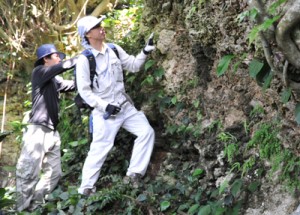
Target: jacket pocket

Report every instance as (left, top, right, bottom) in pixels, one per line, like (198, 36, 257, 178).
(16, 155, 35, 179)
(111, 60, 123, 82)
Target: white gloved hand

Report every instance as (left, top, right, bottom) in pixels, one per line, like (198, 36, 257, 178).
(143, 33, 155, 55)
(62, 56, 79, 69)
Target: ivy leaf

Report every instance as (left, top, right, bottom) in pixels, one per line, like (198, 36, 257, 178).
(262, 72, 273, 91)
(145, 60, 155, 71)
(198, 205, 212, 215)
(219, 180, 229, 195)
(153, 68, 165, 79)
(192, 168, 204, 177)
(126, 75, 136, 84)
(295, 103, 300, 125)
(59, 192, 69, 200)
(178, 203, 189, 211)
(171, 96, 177, 105)
(247, 181, 260, 193)
(137, 194, 147, 202)
(141, 75, 154, 85)
(68, 141, 79, 147)
(193, 100, 200, 108)
(249, 59, 264, 78)
(230, 179, 243, 197)
(160, 201, 170, 211)
(216, 55, 235, 77)
(188, 204, 200, 214)
(281, 88, 291, 104)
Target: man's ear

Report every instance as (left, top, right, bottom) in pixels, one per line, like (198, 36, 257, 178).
(43, 57, 48, 65)
(43, 55, 51, 65)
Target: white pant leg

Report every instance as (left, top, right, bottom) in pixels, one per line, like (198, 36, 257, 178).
(32, 130, 62, 202)
(16, 125, 46, 211)
(78, 110, 122, 194)
(122, 111, 155, 176)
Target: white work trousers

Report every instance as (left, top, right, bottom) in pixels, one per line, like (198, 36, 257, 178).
(78, 105, 155, 193)
(16, 125, 62, 211)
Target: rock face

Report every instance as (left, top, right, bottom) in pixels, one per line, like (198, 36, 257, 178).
(142, 0, 300, 213)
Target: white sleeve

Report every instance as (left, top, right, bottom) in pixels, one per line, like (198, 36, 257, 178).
(114, 44, 148, 73)
(75, 54, 109, 112)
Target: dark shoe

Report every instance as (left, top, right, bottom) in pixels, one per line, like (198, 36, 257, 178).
(81, 188, 96, 197)
(27, 202, 43, 212)
(123, 173, 142, 188)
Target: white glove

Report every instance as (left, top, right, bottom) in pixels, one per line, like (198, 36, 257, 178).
(62, 56, 79, 69)
(143, 33, 155, 55)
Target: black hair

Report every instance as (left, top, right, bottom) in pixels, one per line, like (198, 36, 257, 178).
(84, 36, 91, 45)
(34, 54, 53, 67)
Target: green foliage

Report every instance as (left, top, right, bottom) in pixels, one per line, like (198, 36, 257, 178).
(217, 132, 237, 143)
(221, 0, 286, 90)
(261, 71, 273, 91)
(0, 187, 15, 210)
(216, 55, 235, 77)
(245, 122, 300, 190)
(249, 104, 264, 118)
(248, 15, 281, 46)
(247, 123, 281, 159)
(224, 143, 238, 164)
(187, 6, 197, 19)
(268, 0, 287, 14)
(241, 157, 256, 177)
(281, 88, 292, 104)
(249, 59, 264, 78)
(236, 8, 258, 23)
(160, 200, 171, 211)
(295, 103, 300, 125)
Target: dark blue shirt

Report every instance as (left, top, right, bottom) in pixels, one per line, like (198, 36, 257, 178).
(29, 61, 75, 130)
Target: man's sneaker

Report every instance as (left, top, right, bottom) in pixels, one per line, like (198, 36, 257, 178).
(81, 188, 96, 197)
(123, 173, 142, 188)
(27, 201, 43, 212)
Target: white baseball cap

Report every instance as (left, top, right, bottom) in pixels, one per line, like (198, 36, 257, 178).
(77, 15, 106, 47)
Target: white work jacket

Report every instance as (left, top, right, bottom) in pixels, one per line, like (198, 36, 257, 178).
(76, 43, 148, 112)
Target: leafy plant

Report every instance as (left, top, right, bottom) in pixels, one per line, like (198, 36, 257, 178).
(216, 55, 235, 77)
(0, 188, 15, 210)
(249, 104, 264, 118)
(224, 143, 239, 164)
(249, 59, 264, 78)
(248, 15, 281, 45)
(217, 132, 237, 143)
(236, 8, 258, 23)
(281, 88, 292, 104)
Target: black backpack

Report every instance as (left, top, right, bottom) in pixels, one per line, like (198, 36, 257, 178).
(74, 43, 119, 110)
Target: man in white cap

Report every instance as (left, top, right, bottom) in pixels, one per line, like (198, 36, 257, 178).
(16, 44, 78, 211)
(76, 15, 155, 196)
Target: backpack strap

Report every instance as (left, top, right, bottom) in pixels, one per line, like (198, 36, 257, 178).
(81, 49, 97, 89)
(107, 43, 120, 59)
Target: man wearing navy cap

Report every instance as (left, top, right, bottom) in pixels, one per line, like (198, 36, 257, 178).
(16, 44, 77, 212)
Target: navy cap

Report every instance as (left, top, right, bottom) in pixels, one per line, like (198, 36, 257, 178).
(34, 44, 66, 67)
